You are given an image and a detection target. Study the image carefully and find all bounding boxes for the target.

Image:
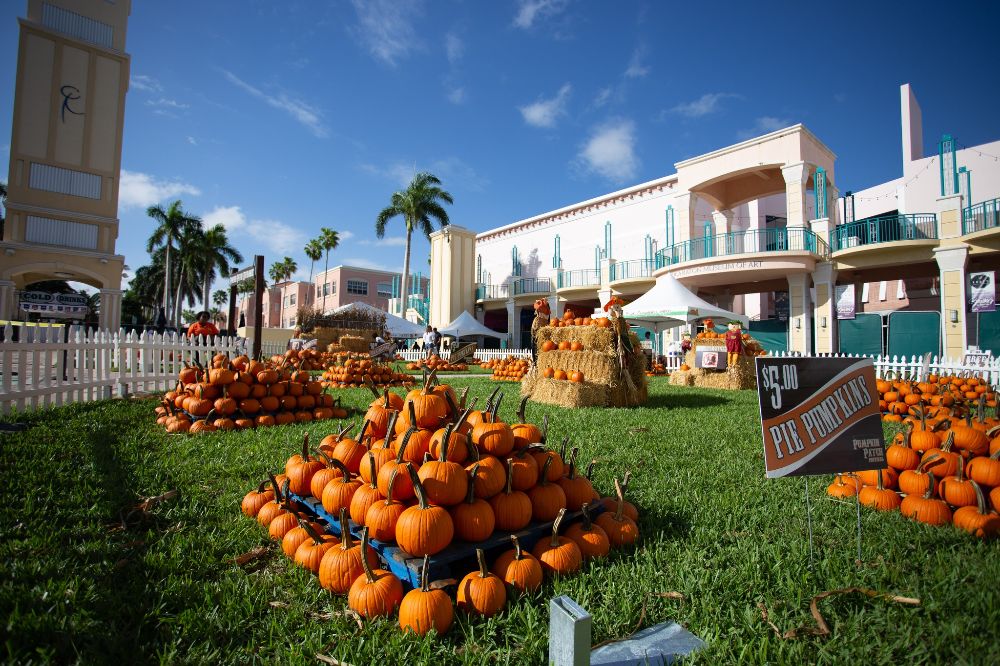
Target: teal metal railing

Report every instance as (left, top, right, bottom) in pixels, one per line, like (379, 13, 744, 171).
(512, 277, 551, 295)
(963, 198, 1000, 235)
(609, 259, 656, 282)
(475, 284, 509, 300)
(832, 213, 937, 251)
(557, 269, 601, 289)
(655, 227, 829, 268)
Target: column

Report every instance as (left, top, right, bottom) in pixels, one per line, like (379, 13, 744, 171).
(546, 294, 561, 320)
(711, 209, 734, 236)
(812, 263, 837, 354)
(99, 289, 123, 331)
(741, 201, 764, 318)
(597, 288, 612, 311)
(787, 273, 812, 354)
(600, 257, 615, 286)
(0, 280, 17, 322)
(782, 162, 811, 229)
(811, 217, 832, 251)
(672, 192, 699, 243)
(934, 246, 968, 359)
(505, 300, 520, 348)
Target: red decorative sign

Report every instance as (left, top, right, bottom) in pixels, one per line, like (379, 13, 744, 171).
(756, 357, 885, 478)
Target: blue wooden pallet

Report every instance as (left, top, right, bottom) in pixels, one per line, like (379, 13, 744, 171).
(289, 492, 603, 588)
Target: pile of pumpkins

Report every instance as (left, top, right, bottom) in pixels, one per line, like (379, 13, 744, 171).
(241, 381, 640, 634)
(268, 348, 338, 372)
(483, 356, 531, 381)
(321, 355, 412, 389)
(540, 367, 585, 383)
(827, 404, 1000, 538)
(876, 372, 997, 421)
(646, 361, 668, 377)
(405, 355, 470, 372)
(155, 354, 346, 434)
(546, 309, 612, 329)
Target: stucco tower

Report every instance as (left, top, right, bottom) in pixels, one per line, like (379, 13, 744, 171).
(1, 0, 131, 328)
(429, 225, 476, 328)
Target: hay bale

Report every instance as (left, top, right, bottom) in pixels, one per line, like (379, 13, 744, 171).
(689, 355, 757, 390)
(339, 335, 370, 353)
(535, 326, 616, 351)
(536, 350, 617, 383)
(669, 371, 695, 386)
(524, 377, 610, 408)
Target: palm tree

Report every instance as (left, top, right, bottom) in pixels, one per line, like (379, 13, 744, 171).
(375, 172, 453, 317)
(171, 224, 206, 325)
(304, 238, 323, 288)
(213, 289, 228, 307)
(198, 224, 243, 311)
(318, 227, 340, 313)
(146, 200, 201, 326)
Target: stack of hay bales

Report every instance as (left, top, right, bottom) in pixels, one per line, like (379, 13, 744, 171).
(522, 325, 647, 407)
(668, 338, 757, 390)
(313, 326, 378, 354)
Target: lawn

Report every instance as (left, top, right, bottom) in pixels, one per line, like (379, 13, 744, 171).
(1, 378, 998, 665)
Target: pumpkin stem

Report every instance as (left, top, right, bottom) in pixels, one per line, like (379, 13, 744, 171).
(484, 385, 501, 412)
(396, 428, 415, 464)
(420, 554, 431, 592)
(517, 395, 529, 424)
(475, 548, 489, 579)
(541, 414, 549, 445)
(358, 419, 371, 445)
(580, 502, 593, 530)
(503, 458, 515, 495)
(407, 400, 418, 429)
(550, 507, 567, 548)
(566, 448, 579, 480)
(365, 451, 378, 489)
(586, 459, 598, 481)
(942, 430, 955, 453)
(384, 409, 399, 440)
(365, 379, 380, 399)
(491, 392, 504, 423)
(406, 461, 430, 510)
(338, 507, 354, 550)
(453, 402, 474, 432)
(359, 526, 377, 584)
(466, 437, 481, 463)
(300, 519, 325, 545)
(466, 464, 480, 504)
(337, 422, 354, 440)
(539, 454, 554, 488)
(923, 470, 936, 500)
(300, 432, 310, 461)
(443, 391, 460, 422)
(614, 477, 625, 522)
(385, 465, 404, 503)
(621, 470, 632, 491)
(255, 478, 270, 495)
(971, 479, 987, 515)
(423, 369, 438, 394)
(329, 457, 352, 483)
(439, 423, 454, 463)
(876, 468, 885, 491)
(511, 535, 524, 560)
(559, 436, 569, 461)
(459, 386, 470, 410)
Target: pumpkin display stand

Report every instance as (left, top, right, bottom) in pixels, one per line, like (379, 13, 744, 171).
(522, 325, 648, 408)
(668, 340, 757, 391)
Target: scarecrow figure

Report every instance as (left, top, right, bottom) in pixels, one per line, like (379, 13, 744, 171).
(680, 332, 693, 354)
(725, 320, 744, 369)
(530, 298, 550, 363)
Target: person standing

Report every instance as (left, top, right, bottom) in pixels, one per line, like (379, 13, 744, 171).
(432, 327, 442, 355)
(187, 311, 220, 339)
(422, 326, 434, 357)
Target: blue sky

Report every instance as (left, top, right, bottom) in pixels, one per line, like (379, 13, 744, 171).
(2, 0, 999, 289)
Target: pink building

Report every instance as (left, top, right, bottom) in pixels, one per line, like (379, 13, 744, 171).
(235, 280, 315, 328)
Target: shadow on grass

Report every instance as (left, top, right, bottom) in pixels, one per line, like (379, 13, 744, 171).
(645, 393, 731, 410)
(640, 507, 692, 540)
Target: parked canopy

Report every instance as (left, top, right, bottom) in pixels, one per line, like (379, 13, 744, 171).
(439, 310, 505, 339)
(329, 301, 426, 338)
(621, 273, 749, 333)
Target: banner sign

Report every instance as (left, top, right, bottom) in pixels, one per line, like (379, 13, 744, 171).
(835, 284, 856, 320)
(695, 348, 727, 370)
(756, 357, 885, 478)
(448, 342, 477, 364)
(969, 271, 996, 313)
(18, 291, 89, 315)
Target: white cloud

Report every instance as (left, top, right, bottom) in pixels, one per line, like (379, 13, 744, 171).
(350, 0, 422, 67)
(146, 97, 189, 110)
(339, 230, 356, 241)
(447, 87, 466, 105)
(671, 92, 739, 118)
(513, 0, 570, 29)
(577, 119, 639, 183)
(221, 69, 328, 138)
(737, 116, 791, 140)
(360, 158, 487, 192)
(445, 32, 464, 65)
(186, 136, 198, 146)
(119, 170, 201, 209)
(129, 74, 162, 93)
(593, 87, 613, 108)
(624, 46, 649, 79)
(519, 83, 572, 128)
(360, 236, 407, 247)
(203, 205, 305, 255)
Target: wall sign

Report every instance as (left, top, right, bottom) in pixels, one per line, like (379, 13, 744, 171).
(969, 271, 995, 313)
(756, 357, 885, 478)
(60, 85, 85, 123)
(836, 284, 856, 319)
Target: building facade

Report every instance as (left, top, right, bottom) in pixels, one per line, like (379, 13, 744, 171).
(429, 84, 1000, 358)
(0, 0, 131, 328)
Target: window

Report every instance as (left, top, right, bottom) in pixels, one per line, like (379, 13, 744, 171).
(289, 293, 296, 306)
(347, 279, 368, 295)
(316, 286, 322, 297)
(377, 282, 393, 298)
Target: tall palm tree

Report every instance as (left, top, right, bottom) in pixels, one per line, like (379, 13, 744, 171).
(212, 289, 228, 307)
(375, 172, 453, 316)
(318, 228, 340, 313)
(198, 224, 243, 311)
(146, 200, 201, 326)
(172, 224, 205, 325)
(304, 238, 323, 288)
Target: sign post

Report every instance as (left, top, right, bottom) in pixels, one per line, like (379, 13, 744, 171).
(252, 256, 264, 359)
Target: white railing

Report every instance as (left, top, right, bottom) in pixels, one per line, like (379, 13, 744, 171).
(395, 348, 533, 363)
(771, 351, 1000, 385)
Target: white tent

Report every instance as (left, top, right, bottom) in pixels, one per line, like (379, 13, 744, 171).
(622, 273, 749, 333)
(439, 310, 505, 339)
(329, 301, 426, 338)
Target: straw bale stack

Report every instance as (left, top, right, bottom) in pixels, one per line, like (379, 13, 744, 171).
(672, 348, 757, 390)
(338, 335, 371, 353)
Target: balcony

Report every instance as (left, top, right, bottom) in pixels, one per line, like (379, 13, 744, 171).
(609, 259, 656, 282)
(963, 198, 1000, 235)
(655, 227, 829, 268)
(512, 277, 551, 296)
(557, 269, 601, 290)
(475, 283, 509, 301)
(831, 213, 937, 251)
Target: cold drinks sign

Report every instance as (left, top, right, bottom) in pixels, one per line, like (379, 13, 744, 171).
(755, 357, 885, 478)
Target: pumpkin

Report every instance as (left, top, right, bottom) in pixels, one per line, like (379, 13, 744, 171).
(393, 413, 432, 466)
(966, 449, 1000, 488)
(556, 450, 598, 511)
(953, 481, 1000, 538)
(318, 423, 355, 457)
(400, 554, 454, 635)
(886, 424, 920, 471)
(281, 518, 325, 559)
(511, 397, 544, 449)
(395, 463, 455, 556)
(858, 469, 902, 512)
(293, 521, 337, 573)
(826, 474, 859, 499)
(267, 508, 300, 542)
(286, 439, 325, 497)
(532, 508, 582, 576)
(489, 458, 533, 532)
(418, 423, 469, 506)
(331, 421, 370, 474)
(900, 471, 952, 525)
(256, 476, 289, 527)
(241, 478, 275, 518)
(492, 535, 543, 592)
(528, 440, 565, 482)
(456, 548, 507, 617)
(320, 456, 363, 516)
(909, 411, 942, 453)
(310, 451, 344, 500)
(429, 407, 472, 463)
(347, 527, 404, 619)
(594, 478, 640, 547)
(471, 394, 515, 457)
(509, 448, 540, 491)
(365, 466, 409, 542)
(950, 413, 990, 456)
(564, 502, 610, 560)
(541, 340, 557, 353)
(378, 429, 417, 502)
(920, 432, 961, 478)
(898, 455, 946, 497)
(349, 456, 386, 525)
(569, 371, 584, 383)
(449, 464, 496, 542)
(318, 508, 379, 594)
(528, 454, 568, 522)
(403, 373, 448, 430)
(465, 443, 507, 499)
(363, 389, 397, 439)
(599, 469, 639, 522)
(938, 458, 977, 508)
(855, 466, 898, 490)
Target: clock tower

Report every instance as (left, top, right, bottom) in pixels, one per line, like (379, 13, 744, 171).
(0, 0, 131, 329)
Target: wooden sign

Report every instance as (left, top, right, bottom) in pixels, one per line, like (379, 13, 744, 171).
(755, 357, 885, 478)
(371, 341, 395, 358)
(448, 342, 477, 364)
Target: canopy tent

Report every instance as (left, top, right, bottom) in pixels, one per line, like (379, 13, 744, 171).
(621, 273, 749, 334)
(439, 310, 505, 339)
(329, 301, 426, 338)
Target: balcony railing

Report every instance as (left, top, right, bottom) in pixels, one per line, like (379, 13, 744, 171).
(512, 277, 551, 296)
(655, 227, 829, 268)
(609, 259, 656, 282)
(475, 284, 509, 301)
(963, 198, 1000, 235)
(557, 269, 601, 289)
(831, 213, 937, 251)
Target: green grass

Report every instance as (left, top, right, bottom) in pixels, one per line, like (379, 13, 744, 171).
(1, 378, 998, 664)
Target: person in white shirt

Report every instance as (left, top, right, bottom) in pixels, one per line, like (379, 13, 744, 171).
(422, 326, 434, 357)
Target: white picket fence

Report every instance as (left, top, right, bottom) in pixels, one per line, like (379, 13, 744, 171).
(771, 351, 1000, 385)
(395, 348, 534, 363)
